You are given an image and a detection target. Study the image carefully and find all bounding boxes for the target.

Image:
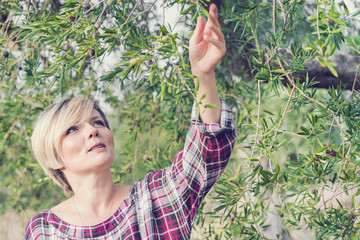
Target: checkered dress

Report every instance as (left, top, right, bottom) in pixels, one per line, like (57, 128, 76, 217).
(24, 98, 236, 240)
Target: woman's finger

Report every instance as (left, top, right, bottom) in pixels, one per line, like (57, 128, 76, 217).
(209, 4, 218, 19)
(209, 4, 220, 28)
(205, 22, 225, 43)
(190, 17, 206, 45)
(204, 35, 226, 53)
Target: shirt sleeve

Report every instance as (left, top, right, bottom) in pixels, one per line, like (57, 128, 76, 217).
(133, 97, 236, 238)
(174, 97, 236, 222)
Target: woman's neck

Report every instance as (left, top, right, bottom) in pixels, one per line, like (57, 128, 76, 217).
(70, 170, 116, 213)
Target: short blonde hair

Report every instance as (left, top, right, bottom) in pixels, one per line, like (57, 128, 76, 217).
(31, 98, 110, 196)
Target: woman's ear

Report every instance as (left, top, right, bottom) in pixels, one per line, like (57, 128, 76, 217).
(51, 160, 65, 170)
(52, 149, 65, 170)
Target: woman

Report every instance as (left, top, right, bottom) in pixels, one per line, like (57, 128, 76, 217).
(24, 4, 236, 239)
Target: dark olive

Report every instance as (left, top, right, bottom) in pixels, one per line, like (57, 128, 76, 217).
(84, 2, 91, 10)
(3, 51, 9, 58)
(88, 48, 95, 57)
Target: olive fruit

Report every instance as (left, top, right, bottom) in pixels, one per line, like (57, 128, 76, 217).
(84, 2, 91, 10)
(253, 164, 261, 172)
(88, 48, 95, 57)
(68, 16, 75, 22)
(145, 59, 153, 67)
(63, 44, 70, 50)
(330, 150, 336, 157)
(94, 22, 101, 28)
(3, 51, 9, 58)
(130, 58, 138, 65)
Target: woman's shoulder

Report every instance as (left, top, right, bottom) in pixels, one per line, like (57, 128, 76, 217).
(26, 209, 52, 225)
(24, 200, 74, 237)
(24, 209, 53, 239)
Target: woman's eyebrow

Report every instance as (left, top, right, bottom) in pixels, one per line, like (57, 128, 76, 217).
(89, 115, 102, 122)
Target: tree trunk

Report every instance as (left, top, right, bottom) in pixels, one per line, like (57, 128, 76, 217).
(304, 55, 360, 91)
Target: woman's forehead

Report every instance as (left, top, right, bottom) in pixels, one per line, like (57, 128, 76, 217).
(79, 109, 102, 122)
(89, 109, 102, 119)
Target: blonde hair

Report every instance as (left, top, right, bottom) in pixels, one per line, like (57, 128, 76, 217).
(31, 98, 110, 196)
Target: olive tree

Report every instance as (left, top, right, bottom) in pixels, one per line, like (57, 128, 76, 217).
(1, 0, 360, 239)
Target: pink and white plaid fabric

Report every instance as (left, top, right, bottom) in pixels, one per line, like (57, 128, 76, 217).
(24, 98, 236, 239)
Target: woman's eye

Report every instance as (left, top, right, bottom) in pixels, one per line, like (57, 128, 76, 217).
(94, 120, 105, 126)
(66, 126, 78, 135)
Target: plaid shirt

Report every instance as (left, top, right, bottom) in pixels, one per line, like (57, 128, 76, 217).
(24, 98, 236, 240)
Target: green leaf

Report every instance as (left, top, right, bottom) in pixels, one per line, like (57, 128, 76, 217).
(180, 4, 196, 15)
(200, 7, 209, 18)
(352, 10, 360, 17)
(331, 26, 346, 34)
(324, 60, 338, 77)
(204, 104, 217, 108)
(272, 69, 285, 74)
(344, 4, 349, 16)
(345, 37, 357, 49)
(160, 25, 169, 35)
(195, 77, 199, 92)
(328, 17, 346, 26)
(299, 126, 310, 135)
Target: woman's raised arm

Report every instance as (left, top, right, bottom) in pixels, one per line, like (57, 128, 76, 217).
(189, 4, 226, 124)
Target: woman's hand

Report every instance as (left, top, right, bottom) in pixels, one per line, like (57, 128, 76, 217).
(189, 4, 226, 75)
(188, 4, 224, 124)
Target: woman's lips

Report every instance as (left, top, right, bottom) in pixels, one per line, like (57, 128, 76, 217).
(88, 143, 106, 152)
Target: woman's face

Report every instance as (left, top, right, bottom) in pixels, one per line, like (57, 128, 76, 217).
(59, 109, 114, 174)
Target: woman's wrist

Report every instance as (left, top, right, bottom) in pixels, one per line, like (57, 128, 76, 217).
(191, 70, 221, 123)
(191, 64, 216, 77)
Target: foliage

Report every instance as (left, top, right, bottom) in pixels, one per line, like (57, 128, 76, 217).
(1, 0, 360, 239)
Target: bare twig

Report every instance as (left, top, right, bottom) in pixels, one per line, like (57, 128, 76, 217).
(1, 11, 13, 35)
(96, 1, 110, 23)
(269, 85, 296, 152)
(276, 57, 345, 141)
(316, 4, 320, 40)
(272, 0, 276, 36)
(162, 0, 165, 27)
(120, 0, 158, 28)
(321, 185, 359, 208)
(31, 0, 38, 14)
(251, 79, 262, 158)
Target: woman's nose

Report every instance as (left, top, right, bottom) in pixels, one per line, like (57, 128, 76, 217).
(88, 126, 99, 139)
